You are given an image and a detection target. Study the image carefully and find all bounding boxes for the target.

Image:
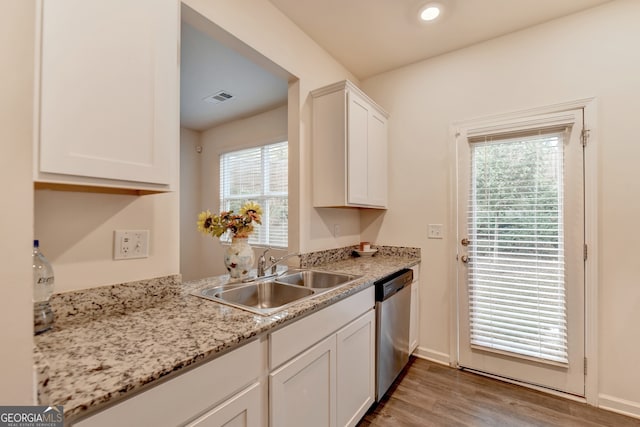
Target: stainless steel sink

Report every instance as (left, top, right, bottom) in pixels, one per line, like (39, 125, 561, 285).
(218, 281, 313, 308)
(276, 269, 361, 290)
(197, 280, 315, 315)
(194, 269, 361, 315)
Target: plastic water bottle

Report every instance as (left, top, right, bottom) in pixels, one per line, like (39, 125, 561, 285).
(33, 240, 54, 334)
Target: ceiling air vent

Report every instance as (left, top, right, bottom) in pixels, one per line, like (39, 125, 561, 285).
(203, 90, 235, 104)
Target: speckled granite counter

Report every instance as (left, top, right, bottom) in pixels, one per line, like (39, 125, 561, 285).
(34, 248, 419, 421)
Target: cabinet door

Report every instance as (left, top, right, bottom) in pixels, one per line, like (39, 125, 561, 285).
(346, 90, 370, 206)
(367, 110, 388, 207)
(185, 382, 261, 427)
(336, 309, 375, 427)
(270, 335, 337, 427)
(409, 281, 420, 353)
(38, 0, 178, 186)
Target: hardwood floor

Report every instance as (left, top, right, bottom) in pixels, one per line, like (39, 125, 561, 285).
(358, 357, 640, 427)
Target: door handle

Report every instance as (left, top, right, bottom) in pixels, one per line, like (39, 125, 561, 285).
(461, 255, 469, 263)
(461, 238, 470, 246)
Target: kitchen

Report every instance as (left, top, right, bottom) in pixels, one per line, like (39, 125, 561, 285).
(2, 0, 640, 425)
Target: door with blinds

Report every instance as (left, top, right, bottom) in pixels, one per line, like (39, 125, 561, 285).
(455, 109, 585, 396)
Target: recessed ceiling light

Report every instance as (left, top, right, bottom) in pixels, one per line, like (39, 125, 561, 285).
(421, 6, 440, 21)
(418, 2, 444, 23)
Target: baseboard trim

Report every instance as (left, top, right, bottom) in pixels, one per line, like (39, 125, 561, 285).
(412, 346, 450, 366)
(598, 394, 640, 420)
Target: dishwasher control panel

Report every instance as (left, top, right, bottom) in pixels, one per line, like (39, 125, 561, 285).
(375, 268, 413, 301)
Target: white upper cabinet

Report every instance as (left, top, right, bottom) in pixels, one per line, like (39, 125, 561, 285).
(35, 0, 179, 191)
(312, 81, 388, 208)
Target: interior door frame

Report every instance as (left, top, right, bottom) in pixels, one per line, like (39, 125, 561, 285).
(448, 98, 599, 405)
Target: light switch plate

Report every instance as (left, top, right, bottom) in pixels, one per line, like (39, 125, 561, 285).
(114, 230, 149, 260)
(428, 224, 443, 239)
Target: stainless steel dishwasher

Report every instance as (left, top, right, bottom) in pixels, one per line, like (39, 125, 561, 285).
(375, 268, 413, 401)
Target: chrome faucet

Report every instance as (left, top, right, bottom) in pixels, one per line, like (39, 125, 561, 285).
(257, 248, 271, 277)
(256, 249, 300, 277)
(268, 252, 300, 274)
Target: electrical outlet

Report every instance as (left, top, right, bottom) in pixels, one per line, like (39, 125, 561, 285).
(428, 224, 443, 239)
(114, 230, 149, 260)
(333, 224, 341, 238)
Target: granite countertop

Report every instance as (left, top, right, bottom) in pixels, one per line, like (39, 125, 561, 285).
(34, 248, 419, 420)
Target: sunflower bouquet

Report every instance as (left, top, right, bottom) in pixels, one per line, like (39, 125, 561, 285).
(197, 201, 263, 239)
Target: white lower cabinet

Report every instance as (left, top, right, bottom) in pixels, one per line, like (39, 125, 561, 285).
(73, 289, 376, 427)
(269, 288, 376, 427)
(336, 309, 376, 427)
(73, 339, 265, 427)
(409, 264, 421, 354)
(269, 308, 376, 427)
(270, 335, 337, 427)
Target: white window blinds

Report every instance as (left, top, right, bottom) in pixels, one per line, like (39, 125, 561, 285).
(468, 128, 568, 364)
(220, 141, 288, 248)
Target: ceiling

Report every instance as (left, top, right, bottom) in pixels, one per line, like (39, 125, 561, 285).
(180, 0, 612, 131)
(268, 0, 613, 79)
(180, 22, 288, 131)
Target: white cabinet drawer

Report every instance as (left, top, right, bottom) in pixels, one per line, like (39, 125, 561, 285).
(269, 287, 374, 370)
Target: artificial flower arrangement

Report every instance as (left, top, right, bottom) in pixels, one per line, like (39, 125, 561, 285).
(197, 201, 263, 239)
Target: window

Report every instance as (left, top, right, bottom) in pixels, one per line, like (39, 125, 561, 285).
(468, 128, 568, 363)
(220, 141, 288, 248)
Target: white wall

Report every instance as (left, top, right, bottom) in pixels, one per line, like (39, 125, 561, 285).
(34, 190, 179, 293)
(180, 127, 202, 281)
(361, 0, 640, 414)
(182, 0, 363, 254)
(186, 105, 289, 279)
(0, 0, 37, 403)
(32, 6, 182, 294)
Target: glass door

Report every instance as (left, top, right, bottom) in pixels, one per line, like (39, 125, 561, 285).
(456, 109, 585, 396)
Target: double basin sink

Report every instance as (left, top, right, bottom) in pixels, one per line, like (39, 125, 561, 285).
(196, 269, 361, 315)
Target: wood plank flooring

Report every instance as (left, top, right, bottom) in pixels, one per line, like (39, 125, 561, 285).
(358, 357, 640, 427)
